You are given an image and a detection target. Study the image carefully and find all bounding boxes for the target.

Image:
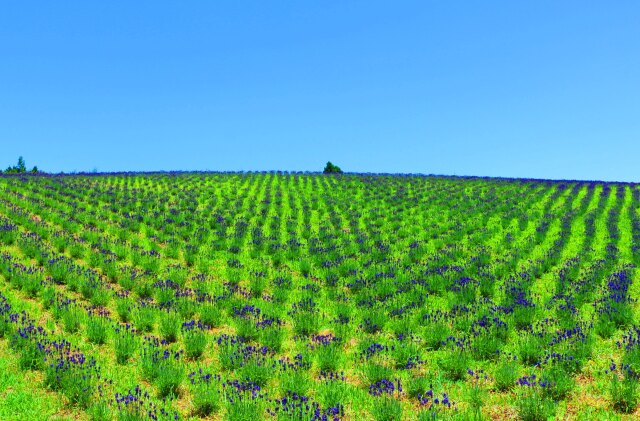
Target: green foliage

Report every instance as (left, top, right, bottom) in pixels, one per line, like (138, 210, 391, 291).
(158, 310, 180, 342)
(423, 322, 449, 350)
(200, 304, 222, 328)
(235, 318, 259, 341)
(279, 371, 311, 396)
(225, 399, 265, 421)
(86, 316, 109, 345)
(87, 401, 111, 421)
(0, 314, 11, 338)
(183, 329, 207, 360)
(361, 363, 392, 385)
(190, 377, 220, 417)
(467, 384, 486, 419)
(494, 360, 518, 392)
(518, 334, 544, 366)
(292, 312, 320, 337)
(3, 156, 39, 174)
(323, 161, 343, 174)
(611, 376, 638, 414)
(114, 328, 138, 365)
(133, 306, 155, 333)
(515, 388, 556, 421)
(10, 330, 46, 371)
(371, 397, 403, 421)
(439, 349, 470, 381)
(406, 376, 432, 399)
(116, 299, 132, 323)
(155, 362, 184, 398)
(62, 308, 83, 333)
(239, 357, 271, 386)
(314, 343, 343, 371)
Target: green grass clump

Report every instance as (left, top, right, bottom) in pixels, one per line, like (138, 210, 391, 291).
(86, 315, 109, 344)
(114, 326, 137, 365)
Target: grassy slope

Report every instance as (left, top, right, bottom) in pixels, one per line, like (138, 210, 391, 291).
(0, 174, 639, 420)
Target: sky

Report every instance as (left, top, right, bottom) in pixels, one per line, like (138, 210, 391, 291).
(0, 2, 638, 181)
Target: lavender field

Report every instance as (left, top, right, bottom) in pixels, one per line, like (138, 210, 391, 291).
(0, 172, 639, 420)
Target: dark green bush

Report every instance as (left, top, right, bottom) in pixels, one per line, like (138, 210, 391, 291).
(323, 161, 343, 174)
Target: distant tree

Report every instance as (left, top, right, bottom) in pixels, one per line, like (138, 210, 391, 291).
(323, 161, 343, 174)
(17, 156, 26, 172)
(2, 157, 40, 174)
(31, 166, 39, 173)
(4, 164, 18, 174)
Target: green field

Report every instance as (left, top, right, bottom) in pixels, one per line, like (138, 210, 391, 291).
(0, 172, 639, 420)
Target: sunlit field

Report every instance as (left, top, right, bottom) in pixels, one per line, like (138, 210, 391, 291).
(1, 172, 639, 420)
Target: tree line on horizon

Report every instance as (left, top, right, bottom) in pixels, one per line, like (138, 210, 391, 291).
(2, 156, 39, 174)
(1, 157, 344, 175)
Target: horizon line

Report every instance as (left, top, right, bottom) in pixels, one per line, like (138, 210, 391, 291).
(0, 170, 636, 185)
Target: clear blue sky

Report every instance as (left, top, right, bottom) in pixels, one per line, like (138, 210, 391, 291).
(1, 2, 638, 181)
